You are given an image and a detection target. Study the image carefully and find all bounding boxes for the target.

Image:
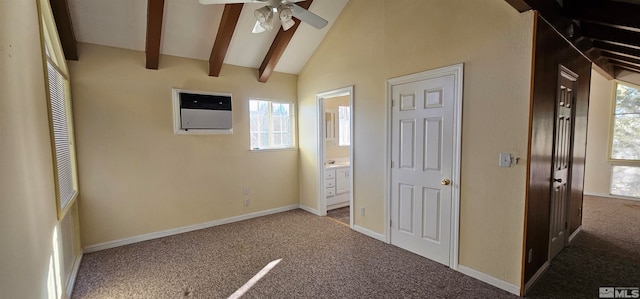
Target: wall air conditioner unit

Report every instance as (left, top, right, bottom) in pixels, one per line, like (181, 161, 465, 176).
(172, 88, 233, 135)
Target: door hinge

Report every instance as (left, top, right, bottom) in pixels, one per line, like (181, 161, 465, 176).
(392, 100, 395, 107)
(565, 222, 568, 230)
(390, 219, 392, 227)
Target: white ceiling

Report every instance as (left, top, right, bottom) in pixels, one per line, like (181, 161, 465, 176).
(67, 0, 348, 74)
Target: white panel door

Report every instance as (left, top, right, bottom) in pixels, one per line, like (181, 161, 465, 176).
(390, 73, 456, 266)
(549, 66, 577, 260)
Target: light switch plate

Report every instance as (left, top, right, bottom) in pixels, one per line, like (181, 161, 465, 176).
(499, 153, 512, 167)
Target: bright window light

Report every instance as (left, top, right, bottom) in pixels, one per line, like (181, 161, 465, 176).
(227, 258, 282, 299)
(338, 106, 350, 146)
(611, 83, 640, 160)
(249, 100, 295, 150)
(609, 83, 640, 199)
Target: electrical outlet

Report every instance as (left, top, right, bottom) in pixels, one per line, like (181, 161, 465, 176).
(360, 207, 365, 216)
(243, 186, 249, 195)
(243, 198, 249, 206)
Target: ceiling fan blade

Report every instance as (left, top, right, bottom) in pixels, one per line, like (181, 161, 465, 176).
(198, 0, 267, 4)
(291, 3, 328, 29)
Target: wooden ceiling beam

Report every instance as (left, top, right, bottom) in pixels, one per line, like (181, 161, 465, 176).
(145, 0, 165, 69)
(209, 4, 244, 77)
(605, 55, 640, 70)
(595, 40, 640, 61)
(581, 22, 640, 49)
(258, 0, 313, 83)
(564, 0, 640, 31)
(611, 62, 640, 74)
(49, 0, 78, 60)
(504, 0, 616, 78)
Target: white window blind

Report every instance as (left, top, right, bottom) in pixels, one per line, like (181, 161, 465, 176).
(47, 61, 76, 209)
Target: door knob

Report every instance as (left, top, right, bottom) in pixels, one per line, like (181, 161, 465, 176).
(441, 179, 451, 186)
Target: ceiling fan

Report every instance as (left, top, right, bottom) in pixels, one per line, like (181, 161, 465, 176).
(198, 0, 328, 33)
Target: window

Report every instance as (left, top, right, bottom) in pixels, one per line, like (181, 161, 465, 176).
(249, 99, 295, 150)
(338, 106, 350, 146)
(41, 9, 79, 218)
(610, 82, 640, 198)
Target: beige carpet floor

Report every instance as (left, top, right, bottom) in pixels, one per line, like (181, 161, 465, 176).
(72, 209, 515, 298)
(72, 195, 640, 298)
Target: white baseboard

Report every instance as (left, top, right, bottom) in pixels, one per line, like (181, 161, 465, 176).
(299, 204, 321, 216)
(83, 205, 300, 253)
(568, 225, 582, 243)
(523, 261, 550, 295)
(65, 251, 83, 299)
(584, 192, 640, 202)
(352, 225, 386, 242)
(457, 265, 520, 296)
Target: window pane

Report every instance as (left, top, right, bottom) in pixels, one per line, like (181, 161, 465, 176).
(611, 114, 640, 160)
(249, 100, 293, 149)
(612, 83, 640, 160)
(611, 166, 640, 198)
(615, 83, 640, 114)
(338, 106, 350, 146)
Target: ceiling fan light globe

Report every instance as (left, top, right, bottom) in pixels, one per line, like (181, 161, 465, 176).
(278, 5, 293, 21)
(281, 19, 295, 31)
(254, 6, 274, 26)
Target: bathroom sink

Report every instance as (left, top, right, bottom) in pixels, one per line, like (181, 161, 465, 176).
(326, 162, 350, 168)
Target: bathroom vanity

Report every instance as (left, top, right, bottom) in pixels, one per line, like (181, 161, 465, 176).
(325, 164, 350, 210)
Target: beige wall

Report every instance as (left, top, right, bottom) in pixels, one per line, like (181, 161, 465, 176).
(298, 0, 533, 286)
(0, 1, 59, 297)
(584, 69, 614, 194)
(69, 44, 299, 247)
(324, 95, 350, 160)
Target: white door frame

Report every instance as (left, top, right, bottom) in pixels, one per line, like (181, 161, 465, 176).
(316, 86, 354, 226)
(385, 64, 463, 269)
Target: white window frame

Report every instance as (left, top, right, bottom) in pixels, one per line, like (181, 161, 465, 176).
(249, 99, 296, 151)
(608, 81, 640, 198)
(40, 0, 79, 219)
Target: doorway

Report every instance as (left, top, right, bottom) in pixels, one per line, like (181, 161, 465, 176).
(387, 64, 463, 267)
(317, 86, 354, 226)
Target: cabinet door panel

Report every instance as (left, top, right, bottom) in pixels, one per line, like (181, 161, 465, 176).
(336, 168, 350, 194)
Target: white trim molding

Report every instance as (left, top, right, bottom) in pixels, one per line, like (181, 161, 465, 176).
(66, 252, 83, 299)
(584, 192, 640, 202)
(299, 204, 321, 216)
(83, 205, 300, 253)
(568, 225, 582, 243)
(457, 265, 520, 296)
(353, 225, 386, 242)
(523, 261, 550, 295)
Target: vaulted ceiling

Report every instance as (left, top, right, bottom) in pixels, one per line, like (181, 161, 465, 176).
(50, 0, 640, 82)
(506, 0, 640, 78)
(49, 0, 348, 82)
